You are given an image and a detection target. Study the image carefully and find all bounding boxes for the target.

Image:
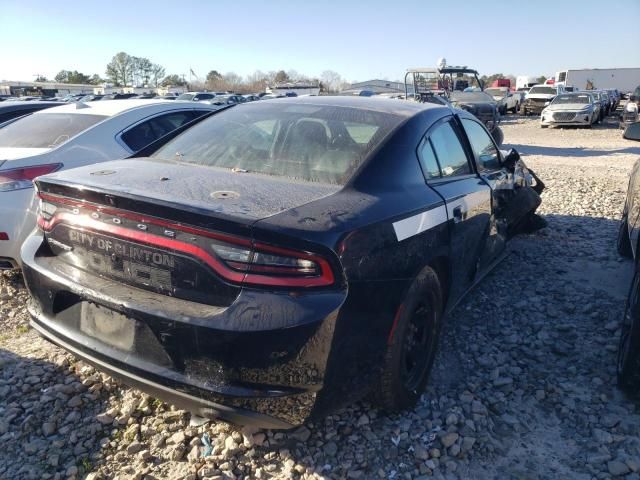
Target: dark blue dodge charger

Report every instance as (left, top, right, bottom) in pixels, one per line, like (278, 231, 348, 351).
(21, 97, 544, 428)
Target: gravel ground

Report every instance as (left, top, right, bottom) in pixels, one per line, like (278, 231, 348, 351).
(1, 113, 640, 480)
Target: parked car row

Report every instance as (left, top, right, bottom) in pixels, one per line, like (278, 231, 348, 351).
(522, 84, 621, 119)
(0, 90, 279, 104)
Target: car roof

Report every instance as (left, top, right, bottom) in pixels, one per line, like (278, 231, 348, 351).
(0, 101, 61, 111)
(31, 99, 177, 117)
(264, 95, 443, 117)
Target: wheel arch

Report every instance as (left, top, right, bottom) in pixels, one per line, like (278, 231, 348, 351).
(429, 255, 451, 311)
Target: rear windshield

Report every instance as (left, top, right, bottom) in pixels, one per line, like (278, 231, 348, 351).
(529, 86, 556, 95)
(176, 93, 195, 101)
(0, 113, 107, 148)
(552, 94, 591, 105)
(151, 102, 403, 185)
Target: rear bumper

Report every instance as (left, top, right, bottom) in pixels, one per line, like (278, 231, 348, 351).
(21, 232, 347, 427)
(30, 316, 295, 429)
(0, 188, 38, 269)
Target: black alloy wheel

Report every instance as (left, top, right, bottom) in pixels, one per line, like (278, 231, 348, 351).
(376, 267, 443, 411)
(400, 302, 438, 392)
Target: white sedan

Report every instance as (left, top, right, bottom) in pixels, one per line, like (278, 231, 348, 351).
(0, 99, 221, 269)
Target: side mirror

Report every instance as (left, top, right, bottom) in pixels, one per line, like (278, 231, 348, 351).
(503, 148, 520, 169)
(623, 122, 640, 141)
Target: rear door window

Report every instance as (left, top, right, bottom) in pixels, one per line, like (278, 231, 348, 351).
(121, 111, 200, 152)
(417, 138, 441, 180)
(460, 119, 500, 171)
(428, 121, 471, 177)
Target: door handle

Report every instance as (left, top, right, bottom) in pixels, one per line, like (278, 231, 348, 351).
(453, 206, 464, 223)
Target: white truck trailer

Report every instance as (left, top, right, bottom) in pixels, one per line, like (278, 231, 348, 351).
(555, 68, 640, 92)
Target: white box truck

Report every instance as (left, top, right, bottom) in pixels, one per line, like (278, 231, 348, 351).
(516, 76, 538, 91)
(555, 68, 640, 93)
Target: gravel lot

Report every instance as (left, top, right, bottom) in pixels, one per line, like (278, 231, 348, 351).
(1, 114, 640, 480)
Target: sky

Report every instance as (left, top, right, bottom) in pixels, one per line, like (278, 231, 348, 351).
(1, 0, 639, 84)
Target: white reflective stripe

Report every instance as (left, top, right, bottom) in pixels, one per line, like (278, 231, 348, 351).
(393, 205, 448, 242)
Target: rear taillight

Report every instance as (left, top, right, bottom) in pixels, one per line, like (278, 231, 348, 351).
(209, 238, 334, 286)
(0, 164, 62, 192)
(37, 192, 336, 289)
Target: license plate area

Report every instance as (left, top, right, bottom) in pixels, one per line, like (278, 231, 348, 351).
(80, 302, 135, 351)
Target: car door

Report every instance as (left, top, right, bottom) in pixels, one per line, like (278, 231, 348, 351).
(459, 117, 508, 271)
(418, 116, 492, 306)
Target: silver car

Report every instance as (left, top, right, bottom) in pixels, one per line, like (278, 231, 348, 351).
(540, 93, 599, 128)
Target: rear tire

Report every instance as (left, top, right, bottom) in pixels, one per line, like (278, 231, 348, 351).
(618, 269, 640, 394)
(376, 267, 443, 411)
(618, 213, 633, 258)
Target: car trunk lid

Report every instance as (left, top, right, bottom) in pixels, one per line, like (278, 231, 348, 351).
(34, 159, 341, 306)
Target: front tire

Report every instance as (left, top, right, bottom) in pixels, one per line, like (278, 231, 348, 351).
(618, 269, 640, 394)
(376, 267, 443, 411)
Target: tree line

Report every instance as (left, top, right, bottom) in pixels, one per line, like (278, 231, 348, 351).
(35, 51, 350, 93)
(38, 51, 542, 93)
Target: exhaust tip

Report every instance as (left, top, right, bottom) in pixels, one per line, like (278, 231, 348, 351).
(0, 258, 18, 270)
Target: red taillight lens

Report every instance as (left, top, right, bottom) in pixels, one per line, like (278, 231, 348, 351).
(208, 238, 333, 286)
(37, 192, 336, 288)
(0, 163, 62, 192)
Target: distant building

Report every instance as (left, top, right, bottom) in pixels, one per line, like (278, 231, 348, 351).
(0, 80, 186, 98)
(266, 82, 320, 96)
(0, 80, 95, 97)
(341, 79, 411, 96)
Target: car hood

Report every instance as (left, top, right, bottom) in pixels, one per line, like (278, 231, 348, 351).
(547, 103, 591, 111)
(527, 93, 556, 100)
(38, 158, 343, 221)
(0, 147, 51, 163)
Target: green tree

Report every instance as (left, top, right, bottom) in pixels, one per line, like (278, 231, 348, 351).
(151, 64, 165, 87)
(105, 52, 133, 86)
(161, 74, 187, 87)
(89, 74, 103, 85)
(34, 75, 48, 82)
(537, 75, 547, 84)
(54, 70, 92, 84)
(274, 70, 290, 84)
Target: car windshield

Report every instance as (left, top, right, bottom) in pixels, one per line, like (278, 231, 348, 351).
(0, 113, 107, 148)
(450, 91, 495, 103)
(485, 88, 506, 97)
(552, 94, 591, 105)
(151, 102, 404, 185)
(529, 87, 557, 95)
(176, 93, 195, 101)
